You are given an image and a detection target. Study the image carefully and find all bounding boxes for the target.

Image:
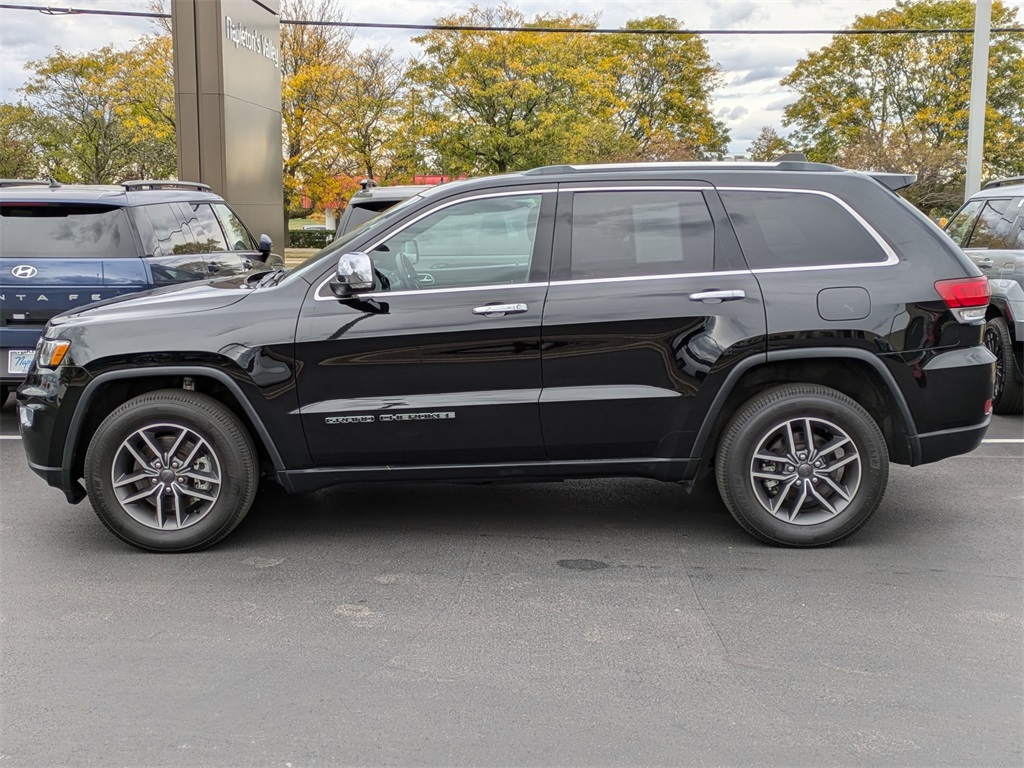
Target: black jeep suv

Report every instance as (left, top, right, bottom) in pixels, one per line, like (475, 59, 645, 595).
(17, 161, 995, 552)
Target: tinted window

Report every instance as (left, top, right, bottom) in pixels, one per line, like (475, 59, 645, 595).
(372, 194, 541, 291)
(213, 204, 256, 251)
(570, 191, 714, 279)
(179, 203, 229, 253)
(137, 203, 191, 257)
(721, 190, 886, 269)
(345, 204, 388, 232)
(965, 199, 1018, 250)
(944, 200, 983, 247)
(0, 204, 136, 258)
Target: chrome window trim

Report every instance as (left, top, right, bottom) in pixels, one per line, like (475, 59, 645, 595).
(313, 184, 901, 301)
(314, 189, 555, 301)
(716, 186, 900, 271)
(549, 269, 751, 287)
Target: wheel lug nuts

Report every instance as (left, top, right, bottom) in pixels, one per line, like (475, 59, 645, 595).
(150, 478, 157, 485)
(176, 477, 184, 483)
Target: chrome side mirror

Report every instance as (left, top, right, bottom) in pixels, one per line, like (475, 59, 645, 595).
(330, 251, 374, 297)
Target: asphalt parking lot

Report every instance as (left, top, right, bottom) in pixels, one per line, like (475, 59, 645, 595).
(0, 400, 1021, 767)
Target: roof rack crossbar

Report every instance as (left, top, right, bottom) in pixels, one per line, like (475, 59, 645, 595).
(983, 176, 1024, 190)
(120, 180, 213, 192)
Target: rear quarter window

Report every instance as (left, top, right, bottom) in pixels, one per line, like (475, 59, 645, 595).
(720, 190, 888, 269)
(0, 203, 137, 257)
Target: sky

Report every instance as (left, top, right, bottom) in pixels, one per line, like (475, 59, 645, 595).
(0, 0, 913, 155)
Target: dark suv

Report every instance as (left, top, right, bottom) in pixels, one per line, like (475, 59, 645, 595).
(334, 182, 433, 238)
(17, 161, 995, 552)
(0, 180, 279, 402)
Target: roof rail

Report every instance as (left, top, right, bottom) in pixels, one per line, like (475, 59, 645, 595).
(773, 152, 808, 162)
(0, 179, 50, 188)
(120, 180, 213, 192)
(521, 160, 842, 176)
(983, 176, 1024, 190)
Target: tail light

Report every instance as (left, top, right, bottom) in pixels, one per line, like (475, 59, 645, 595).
(934, 276, 990, 323)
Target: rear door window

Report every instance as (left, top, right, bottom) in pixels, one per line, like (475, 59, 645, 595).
(944, 200, 984, 247)
(0, 203, 136, 257)
(569, 191, 715, 279)
(964, 198, 1018, 250)
(720, 190, 887, 269)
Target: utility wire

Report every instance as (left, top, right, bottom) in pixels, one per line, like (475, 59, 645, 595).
(0, 3, 1021, 36)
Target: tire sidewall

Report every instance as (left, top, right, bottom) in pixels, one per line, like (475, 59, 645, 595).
(719, 392, 888, 546)
(85, 398, 253, 552)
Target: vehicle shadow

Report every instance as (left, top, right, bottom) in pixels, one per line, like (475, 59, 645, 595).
(225, 475, 740, 549)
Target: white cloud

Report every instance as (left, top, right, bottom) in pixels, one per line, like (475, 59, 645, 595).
(0, 0, 899, 154)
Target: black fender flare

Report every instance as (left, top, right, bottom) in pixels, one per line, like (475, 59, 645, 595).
(62, 366, 287, 495)
(687, 347, 921, 468)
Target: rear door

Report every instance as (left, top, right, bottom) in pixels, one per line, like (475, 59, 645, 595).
(538, 182, 766, 464)
(959, 197, 1024, 278)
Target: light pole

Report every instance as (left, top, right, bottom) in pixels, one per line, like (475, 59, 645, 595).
(964, 0, 991, 200)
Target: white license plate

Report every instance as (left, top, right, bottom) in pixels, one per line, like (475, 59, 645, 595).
(7, 349, 34, 375)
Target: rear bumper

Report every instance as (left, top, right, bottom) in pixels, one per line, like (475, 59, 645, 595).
(915, 417, 990, 465)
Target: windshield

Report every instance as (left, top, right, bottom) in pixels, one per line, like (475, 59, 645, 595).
(284, 190, 433, 283)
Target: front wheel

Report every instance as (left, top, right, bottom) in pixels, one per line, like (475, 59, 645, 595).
(715, 384, 889, 547)
(84, 389, 259, 552)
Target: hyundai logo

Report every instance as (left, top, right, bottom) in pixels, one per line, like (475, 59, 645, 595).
(11, 265, 38, 279)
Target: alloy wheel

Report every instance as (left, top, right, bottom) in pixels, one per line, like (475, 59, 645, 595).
(984, 325, 1005, 403)
(110, 422, 222, 530)
(749, 416, 862, 525)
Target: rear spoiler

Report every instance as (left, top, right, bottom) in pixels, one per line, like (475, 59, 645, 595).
(869, 173, 917, 191)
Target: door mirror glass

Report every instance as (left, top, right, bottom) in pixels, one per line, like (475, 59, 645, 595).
(330, 252, 374, 296)
(258, 233, 272, 256)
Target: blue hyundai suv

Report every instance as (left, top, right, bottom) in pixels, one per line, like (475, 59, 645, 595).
(0, 179, 279, 403)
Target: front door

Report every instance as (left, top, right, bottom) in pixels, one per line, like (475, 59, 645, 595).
(295, 190, 554, 467)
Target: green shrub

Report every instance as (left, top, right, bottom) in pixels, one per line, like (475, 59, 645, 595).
(287, 230, 335, 248)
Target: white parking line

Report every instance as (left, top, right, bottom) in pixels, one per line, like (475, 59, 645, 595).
(0, 435, 21, 440)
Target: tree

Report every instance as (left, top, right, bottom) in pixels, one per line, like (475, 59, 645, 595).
(782, 0, 1024, 210)
(20, 46, 137, 183)
(280, 0, 352, 216)
(409, 5, 626, 175)
(333, 46, 408, 181)
(0, 104, 39, 178)
(749, 126, 792, 161)
(603, 16, 729, 160)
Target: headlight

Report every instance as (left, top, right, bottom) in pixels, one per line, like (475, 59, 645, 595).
(37, 338, 71, 368)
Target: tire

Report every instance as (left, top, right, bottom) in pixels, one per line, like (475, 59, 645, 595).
(84, 389, 258, 552)
(984, 316, 1023, 415)
(715, 384, 889, 547)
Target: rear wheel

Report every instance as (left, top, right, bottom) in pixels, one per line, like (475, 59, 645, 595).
(84, 389, 258, 552)
(716, 384, 888, 547)
(984, 316, 1023, 415)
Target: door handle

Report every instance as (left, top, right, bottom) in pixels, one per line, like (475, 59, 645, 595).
(689, 290, 746, 303)
(472, 303, 528, 316)
(977, 258, 993, 268)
